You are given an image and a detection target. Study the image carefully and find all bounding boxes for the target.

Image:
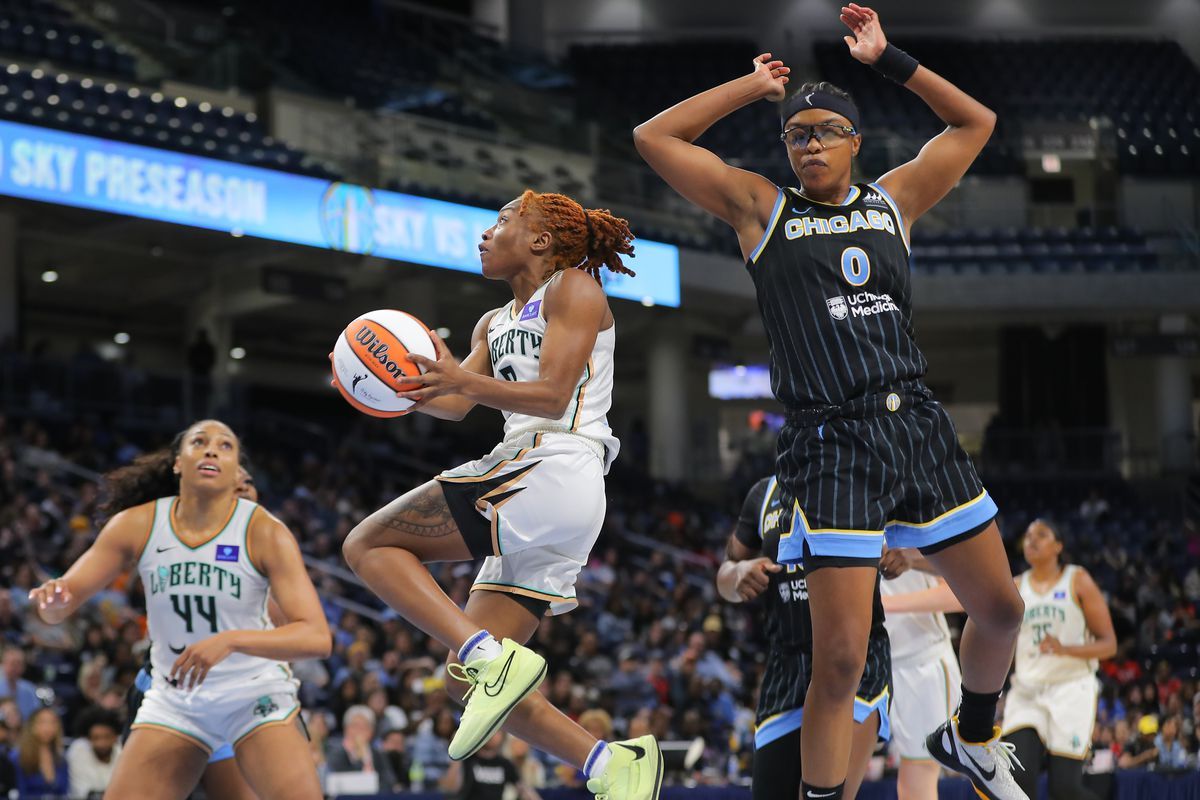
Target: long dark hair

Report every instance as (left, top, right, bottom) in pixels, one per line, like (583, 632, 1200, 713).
(98, 421, 245, 521)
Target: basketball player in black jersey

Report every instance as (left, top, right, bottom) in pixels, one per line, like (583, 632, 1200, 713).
(635, 5, 1026, 799)
(718, 476, 891, 800)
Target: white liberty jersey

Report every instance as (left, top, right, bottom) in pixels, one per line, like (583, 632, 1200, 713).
(487, 276, 620, 470)
(138, 497, 282, 684)
(881, 570, 952, 662)
(1014, 565, 1096, 686)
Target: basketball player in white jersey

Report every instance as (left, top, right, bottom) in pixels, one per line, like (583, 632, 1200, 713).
(29, 420, 330, 800)
(879, 548, 961, 800)
(340, 190, 662, 800)
(883, 520, 1116, 799)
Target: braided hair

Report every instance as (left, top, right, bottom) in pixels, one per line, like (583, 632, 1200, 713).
(516, 190, 636, 282)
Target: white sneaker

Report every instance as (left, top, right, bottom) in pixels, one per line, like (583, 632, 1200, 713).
(925, 718, 1028, 800)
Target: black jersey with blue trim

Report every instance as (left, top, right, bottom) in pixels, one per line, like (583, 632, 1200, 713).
(745, 182, 926, 408)
(735, 476, 811, 650)
(735, 476, 888, 724)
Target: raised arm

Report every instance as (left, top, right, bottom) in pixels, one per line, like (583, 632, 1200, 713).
(839, 4, 995, 229)
(29, 505, 150, 624)
(633, 54, 787, 256)
(170, 509, 331, 689)
(401, 269, 607, 420)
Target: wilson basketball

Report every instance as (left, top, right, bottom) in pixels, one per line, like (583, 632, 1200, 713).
(332, 310, 436, 417)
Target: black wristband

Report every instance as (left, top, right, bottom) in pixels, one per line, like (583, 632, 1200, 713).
(872, 43, 919, 84)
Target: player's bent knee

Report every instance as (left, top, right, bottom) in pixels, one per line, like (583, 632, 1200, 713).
(341, 524, 372, 572)
(808, 638, 868, 696)
(984, 586, 1024, 634)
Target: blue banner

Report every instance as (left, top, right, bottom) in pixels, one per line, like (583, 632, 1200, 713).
(0, 119, 680, 306)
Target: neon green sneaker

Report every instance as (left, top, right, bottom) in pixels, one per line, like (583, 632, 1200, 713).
(446, 638, 547, 761)
(586, 735, 663, 800)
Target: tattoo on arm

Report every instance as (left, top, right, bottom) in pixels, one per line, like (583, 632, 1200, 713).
(378, 485, 459, 538)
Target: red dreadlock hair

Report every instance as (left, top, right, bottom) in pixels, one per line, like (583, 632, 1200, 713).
(516, 190, 636, 282)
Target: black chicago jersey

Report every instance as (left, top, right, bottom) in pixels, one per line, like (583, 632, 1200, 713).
(746, 182, 925, 408)
(734, 477, 888, 725)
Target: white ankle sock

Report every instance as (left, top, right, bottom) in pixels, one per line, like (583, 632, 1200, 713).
(584, 740, 611, 779)
(458, 630, 502, 664)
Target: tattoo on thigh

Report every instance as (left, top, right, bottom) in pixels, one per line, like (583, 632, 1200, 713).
(379, 485, 458, 538)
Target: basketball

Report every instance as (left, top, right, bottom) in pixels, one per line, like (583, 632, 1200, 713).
(331, 310, 437, 417)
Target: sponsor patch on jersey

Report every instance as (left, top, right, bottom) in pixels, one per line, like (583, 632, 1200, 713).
(1053, 590, 1067, 599)
(863, 190, 888, 208)
(519, 299, 542, 321)
(827, 295, 848, 320)
(215, 544, 239, 562)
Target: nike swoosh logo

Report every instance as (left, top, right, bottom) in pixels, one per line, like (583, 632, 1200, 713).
(965, 748, 996, 781)
(804, 92, 815, 104)
(791, 206, 811, 215)
(156, 546, 176, 553)
(806, 792, 837, 799)
(168, 644, 185, 654)
(613, 742, 646, 759)
(482, 652, 515, 697)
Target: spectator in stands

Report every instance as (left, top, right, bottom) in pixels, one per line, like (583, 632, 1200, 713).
(326, 704, 396, 790)
(303, 709, 331, 783)
(0, 593, 22, 646)
(1120, 715, 1161, 769)
(1156, 661, 1183, 708)
(0, 698, 20, 740)
(0, 646, 39, 720)
(409, 707, 455, 789)
(441, 732, 540, 800)
(186, 328, 215, 415)
(365, 687, 406, 734)
(1155, 715, 1191, 770)
(506, 735, 546, 789)
(379, 724, 410, 792)
(1079, 488, 1110, 523)
(0, 705, 16, 797)
(11, 707, 69, 797)
(610, 646, 657, 719)
(66, 708, 120, 799)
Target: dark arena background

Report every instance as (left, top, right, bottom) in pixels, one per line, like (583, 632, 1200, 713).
(0, 0, 1198, 798)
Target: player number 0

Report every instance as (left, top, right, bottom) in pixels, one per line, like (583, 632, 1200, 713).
(840, 246, 870, 286)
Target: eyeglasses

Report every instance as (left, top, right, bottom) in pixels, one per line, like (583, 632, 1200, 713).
(780, 124, 858, 148)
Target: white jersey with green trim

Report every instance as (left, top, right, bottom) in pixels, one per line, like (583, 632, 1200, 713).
(1014, 565, 1096, 686)
(138, 496, 281, 684)
(880, 569, 951, 662)
(487, 276, 619, 471)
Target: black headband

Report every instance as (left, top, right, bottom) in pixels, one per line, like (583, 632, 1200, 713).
(779, 90, 860, 132)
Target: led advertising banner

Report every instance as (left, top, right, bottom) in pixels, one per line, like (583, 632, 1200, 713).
(0, 118, 680, 306)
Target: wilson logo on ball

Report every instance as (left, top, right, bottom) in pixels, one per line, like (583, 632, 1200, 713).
(354, 325, 412, 382)
(332, 310, 437, 418)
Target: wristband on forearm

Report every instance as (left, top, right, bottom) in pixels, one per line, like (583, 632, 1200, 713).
(872, 43, 919, 84)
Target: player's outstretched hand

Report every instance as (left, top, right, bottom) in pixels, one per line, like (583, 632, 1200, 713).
(28, 578, 72, 622)
(750, 53, 790, 102)
(840, 4, 887, 65)
(170, 631, 238, 691)
(735, 557, 783, 601)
